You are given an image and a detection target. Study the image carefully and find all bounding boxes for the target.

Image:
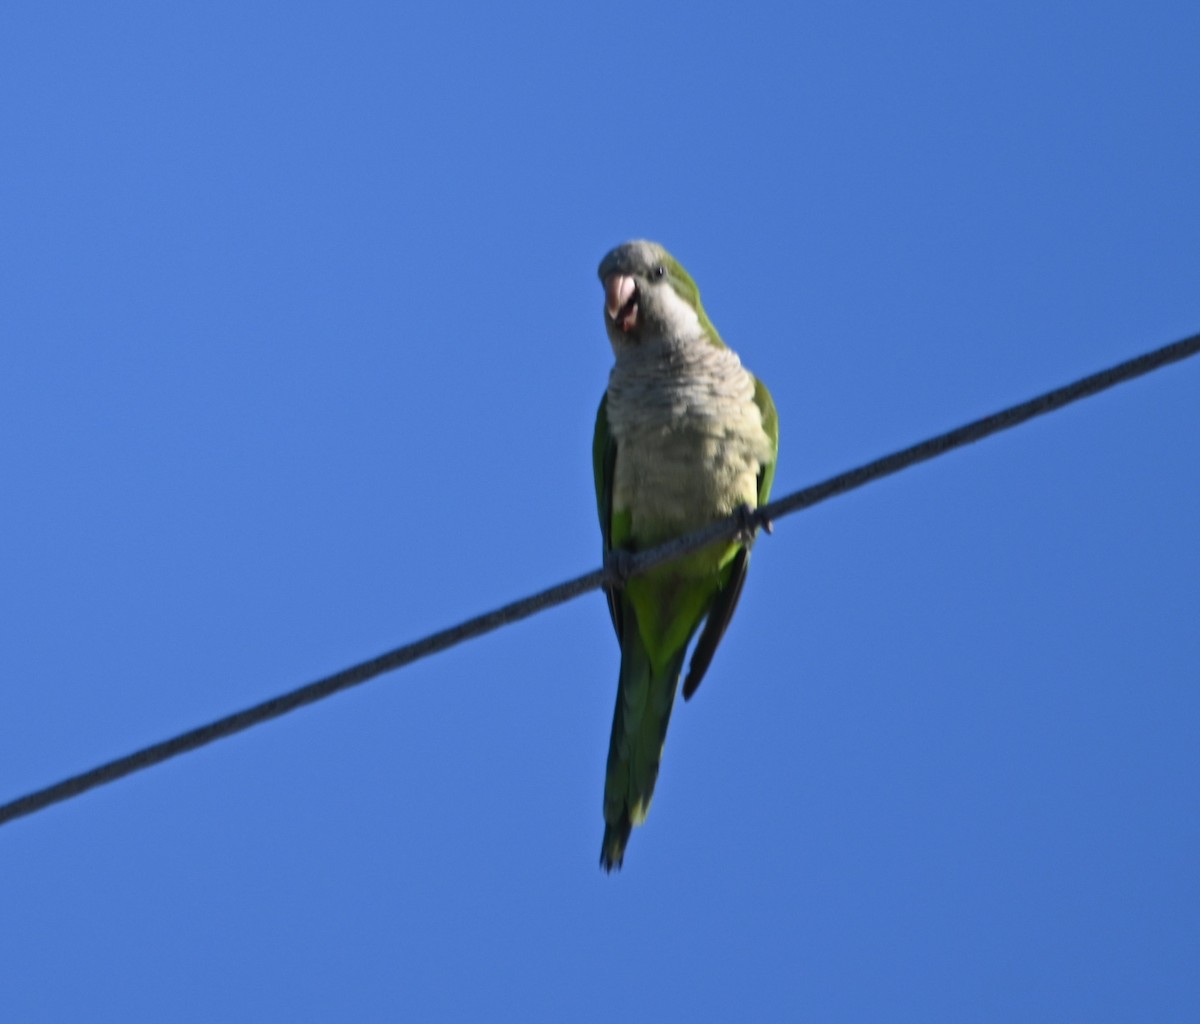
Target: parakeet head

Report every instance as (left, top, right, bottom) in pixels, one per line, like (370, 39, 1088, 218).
(598, 240, 718, 353)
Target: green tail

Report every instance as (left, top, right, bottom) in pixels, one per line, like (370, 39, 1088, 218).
(600, 600, 689, 872)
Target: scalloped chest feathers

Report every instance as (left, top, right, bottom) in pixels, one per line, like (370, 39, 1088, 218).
(605, 338, 774, 544)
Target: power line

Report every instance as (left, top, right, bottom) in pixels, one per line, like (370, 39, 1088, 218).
(1, 330, 1197, 829)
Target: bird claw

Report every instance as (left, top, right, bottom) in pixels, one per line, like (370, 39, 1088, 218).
(733, 504, 764, 544)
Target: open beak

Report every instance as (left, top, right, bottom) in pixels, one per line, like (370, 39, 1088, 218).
(604, 274, 639, 333)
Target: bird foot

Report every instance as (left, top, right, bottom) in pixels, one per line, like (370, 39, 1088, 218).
(733, 504, 769, 544)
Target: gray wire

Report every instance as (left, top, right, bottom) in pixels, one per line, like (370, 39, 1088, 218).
(1, 330, 1197, 829)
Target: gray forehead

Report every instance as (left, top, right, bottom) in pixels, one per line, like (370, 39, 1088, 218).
(598, 240, 667, 280)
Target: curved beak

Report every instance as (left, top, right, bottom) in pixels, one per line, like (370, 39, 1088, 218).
(604, 274, 639, 333)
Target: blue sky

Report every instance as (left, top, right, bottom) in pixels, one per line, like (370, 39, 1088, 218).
(2, 2, 1197, 1020)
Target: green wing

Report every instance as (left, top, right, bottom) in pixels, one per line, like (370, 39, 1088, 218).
(681, 376, 779, 700)
(753, 376, 779, 510)
(593, 394, 621, 639)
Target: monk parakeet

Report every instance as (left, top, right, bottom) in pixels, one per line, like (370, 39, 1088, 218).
(593, 240, 779, 871)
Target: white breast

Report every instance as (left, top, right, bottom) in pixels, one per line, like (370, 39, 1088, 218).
(605, 336, 774, 544)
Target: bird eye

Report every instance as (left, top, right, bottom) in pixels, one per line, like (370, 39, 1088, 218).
(653, 264, 666, 279)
